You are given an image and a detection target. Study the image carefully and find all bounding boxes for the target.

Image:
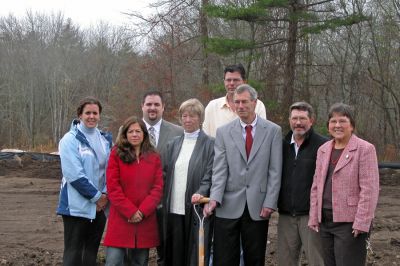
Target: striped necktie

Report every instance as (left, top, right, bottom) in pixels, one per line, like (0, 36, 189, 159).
(149, 126, 156, 147)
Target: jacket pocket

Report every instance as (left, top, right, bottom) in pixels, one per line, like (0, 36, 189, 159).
(347, 195, 359, 206)
(260, 184, 267, 193)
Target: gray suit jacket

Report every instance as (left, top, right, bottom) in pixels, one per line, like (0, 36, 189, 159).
(157, 119, 183, 157)
(210, 117, 282, 221)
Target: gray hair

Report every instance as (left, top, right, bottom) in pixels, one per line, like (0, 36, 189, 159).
(289, 101, 315, 119)
(235, 84, 258, 101)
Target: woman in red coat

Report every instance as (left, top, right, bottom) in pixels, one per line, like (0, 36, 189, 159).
(104, 116, 163, 266)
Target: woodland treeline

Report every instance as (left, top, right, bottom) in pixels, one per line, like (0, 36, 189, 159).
(0, 0, 399, 160)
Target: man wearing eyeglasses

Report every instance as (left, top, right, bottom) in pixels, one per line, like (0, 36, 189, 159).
(277, 102, 327, 266)
(203, 63, 266, 137)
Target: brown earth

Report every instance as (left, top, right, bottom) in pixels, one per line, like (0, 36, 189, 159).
(0, 154, 399, 265)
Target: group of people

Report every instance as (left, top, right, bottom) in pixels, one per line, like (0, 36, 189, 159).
(57, 63, 380, 266)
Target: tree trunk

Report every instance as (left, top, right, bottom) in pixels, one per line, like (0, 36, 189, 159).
(200, 0, 209, 87)
(282, 0, 299, 114)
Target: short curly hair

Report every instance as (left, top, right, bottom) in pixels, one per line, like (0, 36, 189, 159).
(328, 103, 355, 128)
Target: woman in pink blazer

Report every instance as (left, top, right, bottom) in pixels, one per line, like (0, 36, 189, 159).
(308, 103, 379, 266)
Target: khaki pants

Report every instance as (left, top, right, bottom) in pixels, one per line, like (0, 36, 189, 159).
(277, 214, 324, 266)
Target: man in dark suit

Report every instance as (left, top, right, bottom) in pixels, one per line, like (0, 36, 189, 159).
(204, 84, 282, 266)
(141, 90, 183, 266)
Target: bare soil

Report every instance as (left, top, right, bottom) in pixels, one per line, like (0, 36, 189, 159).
(0, 154, 399, 265)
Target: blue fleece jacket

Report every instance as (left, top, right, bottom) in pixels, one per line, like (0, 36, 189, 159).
(57, 120, 112, 219)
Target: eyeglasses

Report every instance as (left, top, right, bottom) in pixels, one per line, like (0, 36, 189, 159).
(329, 119, 350, 125)
(224, 78, 242, 83)
(290, 116, 309, 122)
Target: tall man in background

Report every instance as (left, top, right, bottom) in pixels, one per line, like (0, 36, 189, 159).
(205, 84, 282, 266)
(277, 102, 327, 266)
(203, 63, 267, 137)
(141, 90, 183, 266)
(203, 63, 268, 265)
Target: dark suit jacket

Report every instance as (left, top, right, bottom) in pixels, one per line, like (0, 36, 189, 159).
(157, 119, 183, 158)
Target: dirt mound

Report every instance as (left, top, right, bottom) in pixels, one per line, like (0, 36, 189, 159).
(380, 168, 400, 186)
(0, 153, 61, 179)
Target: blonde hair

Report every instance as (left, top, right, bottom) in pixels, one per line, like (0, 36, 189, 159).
(178, 98, 205, 123)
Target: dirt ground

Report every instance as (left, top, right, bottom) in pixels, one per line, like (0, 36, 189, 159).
(0, 154, 399, 265)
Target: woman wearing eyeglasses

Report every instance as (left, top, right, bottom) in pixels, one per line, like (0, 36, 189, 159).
(308, 103, 379, 266)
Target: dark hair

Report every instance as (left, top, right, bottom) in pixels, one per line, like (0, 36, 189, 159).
(224, 63, 246, 80)
(76, 97, 102, 117)
(328, 103, 356, 128)
(142, 90, 164, 104)
(116, 116, 156, 163)
(289, 101, 315, 119)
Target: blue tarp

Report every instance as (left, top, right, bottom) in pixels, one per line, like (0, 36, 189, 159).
(378, 162, 400, 169)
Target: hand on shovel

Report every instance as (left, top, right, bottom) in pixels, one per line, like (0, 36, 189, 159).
(191, 193, 204, 204)
(203, 200, 217, 217)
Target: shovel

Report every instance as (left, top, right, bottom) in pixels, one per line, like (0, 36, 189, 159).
(193, 197, 210, 266)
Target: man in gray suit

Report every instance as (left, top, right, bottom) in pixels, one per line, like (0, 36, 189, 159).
(141, 90, 183, 266)
(204, 84, 282, 266)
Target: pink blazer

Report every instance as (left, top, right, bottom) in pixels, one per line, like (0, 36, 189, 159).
(308, 134, 379, 232)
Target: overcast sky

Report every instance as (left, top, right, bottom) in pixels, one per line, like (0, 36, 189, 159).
(0, 0, 153, 28)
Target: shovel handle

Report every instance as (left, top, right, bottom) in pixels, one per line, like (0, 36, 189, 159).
(198, 228, 205, 266)
(197, 197, 210, 204)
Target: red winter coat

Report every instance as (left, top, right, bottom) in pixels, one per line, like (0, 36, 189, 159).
(104, 148, 163, 248)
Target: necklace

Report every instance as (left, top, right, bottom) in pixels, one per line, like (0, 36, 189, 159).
(330, 147, 344, 165)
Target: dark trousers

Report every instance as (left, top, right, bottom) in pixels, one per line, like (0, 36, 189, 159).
(62, 211, 106, 266)
(320, 209, 368, 266)
(165, 213, 186, 266)
(213, 205, 269, 266)
(156, 207, 165, 266)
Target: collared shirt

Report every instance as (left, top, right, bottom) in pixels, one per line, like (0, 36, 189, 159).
(290, 134, 301, 157)
(203, 95, 267, 137)
(239, 115, 258, 140)
(143, 119, 162, 146)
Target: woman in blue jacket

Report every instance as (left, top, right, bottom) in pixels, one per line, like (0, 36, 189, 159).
(57, 97, 112, 266)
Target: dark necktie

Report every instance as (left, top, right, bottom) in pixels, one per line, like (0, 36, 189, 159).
(149, 126, 156, 147)
(245, 125, 253, 159)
